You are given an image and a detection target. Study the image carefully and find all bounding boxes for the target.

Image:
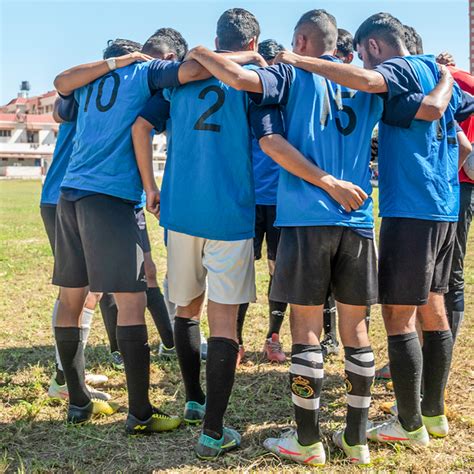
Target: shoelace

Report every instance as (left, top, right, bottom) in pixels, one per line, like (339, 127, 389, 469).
(268, 340, 283, 353)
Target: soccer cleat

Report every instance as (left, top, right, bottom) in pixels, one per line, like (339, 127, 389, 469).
(375, 363, 391, 380)
(422, 414, 449, 438)
(236, 345, 245, 366)
(195, 427, 241, 460)
(48, 377, 111, 401)
(110, 351, 124, 370)
(158, 343, 176, 359)
(333, 430, 370, 465)
(67, 399, 119, 424)
(320, 333, 340, 358)
(263, 333, 286, 363)
(367, 417, 429, 447)
(263, 430, 326, 466)
(85, 373, 108, 386)
(184, 400, 206, 425)
(125, 407, 181, 435)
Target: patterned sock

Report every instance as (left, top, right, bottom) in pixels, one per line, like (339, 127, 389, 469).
(290, 344, 324, 445)
(344, 346, 375, 445)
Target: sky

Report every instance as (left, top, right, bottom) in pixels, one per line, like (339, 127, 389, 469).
(0, 0, 469, 104)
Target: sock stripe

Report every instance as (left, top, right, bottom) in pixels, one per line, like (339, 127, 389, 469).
(290, 363, 324, 379)
(347, 394, 371, 409)
(292, 351, 323, 364)
(345, 360, 375, 377)
(292, 393, 320, 410)
(351, 352, 374, 363)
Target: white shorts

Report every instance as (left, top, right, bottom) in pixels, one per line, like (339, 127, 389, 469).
(167, 230, 256, 307)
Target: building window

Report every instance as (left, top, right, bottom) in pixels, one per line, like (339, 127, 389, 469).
(0, 130, 11, 137)
(27, 131, 39, 143)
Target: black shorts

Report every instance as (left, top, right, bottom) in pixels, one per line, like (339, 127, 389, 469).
(40, 205, 57, 254)
(271, 226, 378, 306)
(254, 204, 280, 261)
(52, 194, 147, 293)
(134, 208, 151, 253)
(379, 218, 457, 305)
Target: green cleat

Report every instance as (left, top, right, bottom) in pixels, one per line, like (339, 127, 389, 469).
(110, 351, 124, 370)
(125, 407, 181, 435)
(422, 414, 449, 438)
(333, 430, 370, 465)
(263, 429, 326, 466)
(195, 427, 241, 460)
(184, 400, 206, 425)
(67, 399, 119, 424)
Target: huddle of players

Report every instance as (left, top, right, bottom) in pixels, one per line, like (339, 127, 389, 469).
(43, 6, 474, 467)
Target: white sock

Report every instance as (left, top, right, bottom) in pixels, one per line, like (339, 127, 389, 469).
(81, 307, 94, 348)
(51, 299, 64, 372)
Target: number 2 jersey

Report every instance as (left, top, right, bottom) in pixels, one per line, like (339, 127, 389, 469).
(139, 67, 284, 241)
(60, 59, 181, 203)
(251, 56, 383, 229)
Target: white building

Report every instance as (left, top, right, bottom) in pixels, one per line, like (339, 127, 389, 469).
(0, 85, 167, 178)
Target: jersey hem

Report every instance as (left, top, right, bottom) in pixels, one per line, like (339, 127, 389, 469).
(60, 183, 141, 203)
(274, 219, 374, 228)
(379, 211, 458, 222)
(161, 222, 255, 241)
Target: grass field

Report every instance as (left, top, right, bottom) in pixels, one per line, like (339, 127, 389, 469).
(0, 180, 473, 473)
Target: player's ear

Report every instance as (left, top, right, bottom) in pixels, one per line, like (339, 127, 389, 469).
(248, 37, 258, 51)
(163, 52, 177, 61)
(346, 52, 354, 64)
(367, 38, 379, 56)
(293, 33, 306, 54)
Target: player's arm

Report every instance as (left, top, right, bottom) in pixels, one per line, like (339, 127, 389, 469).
(132, 93, 169, 218)
(457, 128, 472, 169)
(415, 65, 454, 120)
(274, 50, 387, 93)
(250, 104, 367, 211)
(52, 95, 78, 124)
(187, 46, 263, 92)
(54, 52, 154, 96)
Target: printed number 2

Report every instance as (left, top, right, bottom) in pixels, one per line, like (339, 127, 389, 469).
(84, 72, 120, 113)
(194, 85, 225, 132)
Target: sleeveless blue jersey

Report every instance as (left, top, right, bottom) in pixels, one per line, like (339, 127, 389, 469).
(160, 77, 255, 240)
(277, 66, 383, 228)
(41, 121, 76, 205)
(61, 62, 159, 202)
(378, 55, 461, 221)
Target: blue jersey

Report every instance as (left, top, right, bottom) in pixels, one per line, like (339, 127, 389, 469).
(252, 138, 280, 205)
(140, 69, 283, 241)
(40, 95, 78, 206)
(61, 60, 180, 203)
(376, 55, 463, 221)
(253, 59, 383, 229)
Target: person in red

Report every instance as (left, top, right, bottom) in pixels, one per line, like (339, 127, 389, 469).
(437, 52, 474, 343)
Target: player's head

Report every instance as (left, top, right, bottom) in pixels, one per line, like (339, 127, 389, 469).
(353, 13, 409, 69)
(142, 27, 188, 60)
(292, 9, 338, 58)
(103, 39, 142, 59)
(258, 39, 285, 65)
(335, 28, 354, 63)
(403, 25, 423, 55)
(215, 8, 260, 52)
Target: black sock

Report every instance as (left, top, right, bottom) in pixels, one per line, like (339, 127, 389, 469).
(290, 344, 323, 445)
(203, 337, 239, 439)
(99, 293, 119, 353)
(146, 287, 174, 348)
(421, 330, 453, 417)
(237, 303, 249, 345)
(323, 294, 337, 338)
(344, 346, 375, 445)
(444, 290, 464, 343)
(174, 317, 205, 404)
(267, 276, 287, 339)
(388, 333, 423, 432)
(55, 365, 66, 386)
(117, 325, 152, 420)
(54, 327, 90, 407)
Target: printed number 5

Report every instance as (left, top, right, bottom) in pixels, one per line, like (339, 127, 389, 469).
(194, 85, 225, 132)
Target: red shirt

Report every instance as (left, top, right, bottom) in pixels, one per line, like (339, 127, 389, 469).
(449, 66, 474, 183)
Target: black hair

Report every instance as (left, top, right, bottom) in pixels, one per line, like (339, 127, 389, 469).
(353, 12, 406, 50)
(216, 8, 260, 51)
(295, 9, 338, 51)
(258, 39, 284, 61)
(336, 28, 353, 57)
(404, 25, 423, 55)
(103, 38, 142, 59)
(142, 27, 188, 60)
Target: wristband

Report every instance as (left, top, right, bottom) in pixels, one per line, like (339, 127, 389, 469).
(106, 58, 117, 71)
